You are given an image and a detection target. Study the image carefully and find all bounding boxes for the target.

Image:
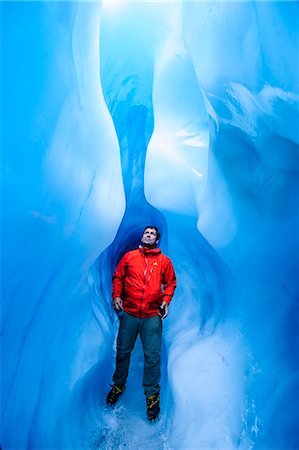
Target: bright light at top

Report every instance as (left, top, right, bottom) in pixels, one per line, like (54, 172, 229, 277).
(102, 0, 126, 12)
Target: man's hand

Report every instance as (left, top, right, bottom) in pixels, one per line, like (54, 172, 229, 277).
(112, 297, 123, 311)
(158, 301, 168, 320)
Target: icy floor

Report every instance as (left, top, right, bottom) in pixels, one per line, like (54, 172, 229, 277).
(82, 318, 248, 450)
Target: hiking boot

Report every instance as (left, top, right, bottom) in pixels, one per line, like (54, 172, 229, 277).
(106, 384, 126, 406)
(146, 394, 160, 422)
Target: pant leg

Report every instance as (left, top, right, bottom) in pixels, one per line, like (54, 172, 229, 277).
(140, 315, 162, 397)
(113, 311, 139, 387)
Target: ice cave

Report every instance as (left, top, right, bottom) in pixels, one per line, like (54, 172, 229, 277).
(1, 1, 299, 449)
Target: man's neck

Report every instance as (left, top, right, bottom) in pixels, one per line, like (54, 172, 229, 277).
(140, 243, 157, 250)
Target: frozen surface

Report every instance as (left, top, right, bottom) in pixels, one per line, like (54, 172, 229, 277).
(1, 1, 299, 449)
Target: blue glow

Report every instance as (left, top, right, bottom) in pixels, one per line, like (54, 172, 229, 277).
(1, 1, 299, 449)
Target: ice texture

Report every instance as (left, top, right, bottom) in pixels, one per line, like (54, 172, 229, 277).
(1, 1, 298, 449)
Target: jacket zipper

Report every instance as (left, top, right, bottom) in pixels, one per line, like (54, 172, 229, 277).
(140, 256, 148, 318)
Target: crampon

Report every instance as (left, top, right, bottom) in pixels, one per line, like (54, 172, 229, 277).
(106, 384, 126, 406)
(146, 394, 160, 422)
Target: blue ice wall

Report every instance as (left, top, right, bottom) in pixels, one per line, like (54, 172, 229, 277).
(1, 1, 299, 449)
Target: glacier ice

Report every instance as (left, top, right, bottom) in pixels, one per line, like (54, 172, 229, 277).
(1, 1, 298, 449)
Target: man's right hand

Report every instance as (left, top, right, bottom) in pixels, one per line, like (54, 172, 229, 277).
(112, 297, 123, 311)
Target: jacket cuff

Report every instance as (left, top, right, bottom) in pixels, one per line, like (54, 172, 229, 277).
(162, 295, 171, 305)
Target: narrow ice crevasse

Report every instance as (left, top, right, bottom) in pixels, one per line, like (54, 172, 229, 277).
(1, 1, 298, 449)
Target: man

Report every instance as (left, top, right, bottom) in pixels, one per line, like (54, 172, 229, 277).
(106, 226, 176, 421)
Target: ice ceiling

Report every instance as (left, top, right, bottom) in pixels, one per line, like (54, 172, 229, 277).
(1, 1, 299, 449)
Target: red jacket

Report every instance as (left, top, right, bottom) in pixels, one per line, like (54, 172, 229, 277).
(112, 246, 176, 318)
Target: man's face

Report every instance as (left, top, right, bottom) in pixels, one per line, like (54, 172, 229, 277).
(141, 228, 158, 246)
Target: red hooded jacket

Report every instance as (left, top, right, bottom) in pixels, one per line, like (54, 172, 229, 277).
(112, 246, 176, 318)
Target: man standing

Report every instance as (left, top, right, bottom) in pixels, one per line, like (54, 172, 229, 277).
(106, 226, 176, 421)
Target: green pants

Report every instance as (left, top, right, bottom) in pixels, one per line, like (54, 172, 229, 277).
(113, 311, 162, 397)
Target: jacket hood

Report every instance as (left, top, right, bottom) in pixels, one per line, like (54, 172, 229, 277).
(138, 245, 161, 256)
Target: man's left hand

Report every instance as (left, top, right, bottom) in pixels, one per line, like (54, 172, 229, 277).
(158, 301, 168, 319)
